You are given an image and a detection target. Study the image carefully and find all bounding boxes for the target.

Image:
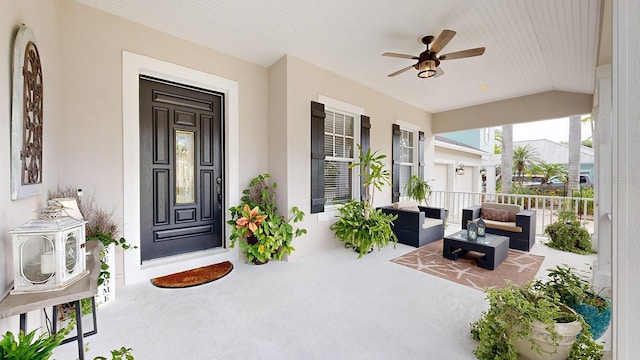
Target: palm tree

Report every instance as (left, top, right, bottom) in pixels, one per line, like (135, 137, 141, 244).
(494, 131, 502, 154)
(568, 115, 581, 191)
(501, 125, 513, 193)
(512, 144, 540, 185)
(531, 161, 567, 190)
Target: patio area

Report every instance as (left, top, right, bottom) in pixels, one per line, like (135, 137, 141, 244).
(53, 225, 604, 360)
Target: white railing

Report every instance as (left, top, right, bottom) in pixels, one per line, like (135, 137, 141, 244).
(428, 190, 595, 236)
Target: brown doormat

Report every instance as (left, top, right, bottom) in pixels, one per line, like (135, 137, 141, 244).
(391, 240, 544, 291)
(150, 261, 233, 289)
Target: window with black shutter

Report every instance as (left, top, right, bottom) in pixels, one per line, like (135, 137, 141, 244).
(310, 101, 370, 213)
(392, 124, 425, 203)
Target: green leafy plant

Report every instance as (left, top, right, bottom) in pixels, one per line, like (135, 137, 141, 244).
(470, 281, 602, 360)
(330, 146, 397, 257)
(544, 209, 595, 254)
(404, 175, 432, 205)
(93, 346, 135, 360)
(534, 265, 609, 311)
(228, 174, 306, 264)
(0, 326, 70, 360)
(330, 200, 397, 258)
(533, 265, 612, 341)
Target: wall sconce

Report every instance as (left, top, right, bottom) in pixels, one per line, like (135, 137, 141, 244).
(455, 164, 465, 175)
(479, 168, 487, 177)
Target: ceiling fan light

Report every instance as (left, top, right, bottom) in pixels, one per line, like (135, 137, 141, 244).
(417, 60, 437, 78)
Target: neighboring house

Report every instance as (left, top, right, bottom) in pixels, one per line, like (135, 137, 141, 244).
(439, 128, 495, 154)
(433, 134, 494, 193)
(513, 139, 595, 179)
(434, 128, 496, 193)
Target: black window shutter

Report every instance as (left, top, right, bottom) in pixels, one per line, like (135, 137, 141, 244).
(418, 131, 425, 180)
(360, 115, 371, 202)
(310, 101, 326, 214)
(392, 124, 401, 202)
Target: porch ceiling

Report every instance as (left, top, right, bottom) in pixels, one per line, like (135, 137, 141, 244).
(77, 0, 603, 114)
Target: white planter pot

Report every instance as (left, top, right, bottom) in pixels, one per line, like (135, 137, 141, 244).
(513, 318, 582, 360)
(96, 243, 116, 305)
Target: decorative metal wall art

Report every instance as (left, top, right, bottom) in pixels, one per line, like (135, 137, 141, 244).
(11, 26, 43, 200)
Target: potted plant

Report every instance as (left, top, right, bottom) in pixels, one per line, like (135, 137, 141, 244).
(470, 281, 603, 360)
(404, 175, 432, 205)
(544, 209, 595, 254)
(330, 146, 398, 257)
(534, 265, 612, 340)
(0, 328, 68, 360)
(228, 174, 306, 264)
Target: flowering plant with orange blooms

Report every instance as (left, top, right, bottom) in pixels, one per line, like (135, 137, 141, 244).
(228, 174, 306, 264)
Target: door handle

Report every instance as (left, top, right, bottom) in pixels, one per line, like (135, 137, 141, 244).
(216, 177, 222, 208)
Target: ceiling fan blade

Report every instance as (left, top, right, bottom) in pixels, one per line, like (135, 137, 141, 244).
(387, 64, 415, 77)
(430, 29, 456, 53)
(439, 47, 485, 60)
(382, 52, 418, 60)
(433, 67, 445, 78)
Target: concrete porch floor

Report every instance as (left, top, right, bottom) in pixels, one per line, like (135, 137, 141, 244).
(54, 226, 606, 359)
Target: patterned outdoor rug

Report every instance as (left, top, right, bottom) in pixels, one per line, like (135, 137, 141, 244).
(391, 240, 544, 291)
(151, 261, 233, 289)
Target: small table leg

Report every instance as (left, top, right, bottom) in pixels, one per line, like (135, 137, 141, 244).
(73, 300, 84, 360)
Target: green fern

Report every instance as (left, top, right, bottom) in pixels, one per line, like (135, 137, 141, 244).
(0, 327, 68, 360)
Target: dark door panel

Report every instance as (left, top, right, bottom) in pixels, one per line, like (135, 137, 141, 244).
(140, 77, 223, 261)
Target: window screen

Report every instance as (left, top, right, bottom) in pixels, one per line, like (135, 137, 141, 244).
(324, 109, 356, 205)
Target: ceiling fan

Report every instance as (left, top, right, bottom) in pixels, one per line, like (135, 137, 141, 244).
(382, 29, 485, 78)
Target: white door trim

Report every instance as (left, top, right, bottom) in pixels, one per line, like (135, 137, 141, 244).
(122, 51, 239, 285)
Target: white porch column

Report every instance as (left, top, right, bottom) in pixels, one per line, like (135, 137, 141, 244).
(612, 0, 640, 357)
(593, 63, 612, 294)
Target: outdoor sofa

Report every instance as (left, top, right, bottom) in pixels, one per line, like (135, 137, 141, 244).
(378, 201, 447, 248)
(462, 202, 536, 251)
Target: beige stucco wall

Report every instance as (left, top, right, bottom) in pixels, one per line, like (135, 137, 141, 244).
(277, 55, 433, 259)
(267, 56, 289, 213)
(0, 0, 62, 330)
(54, 1, 269, 282)
(56, 0, 269, 207)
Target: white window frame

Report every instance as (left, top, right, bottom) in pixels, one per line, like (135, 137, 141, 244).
(317, 96, 362, 220)
(396, 120, 420, 201)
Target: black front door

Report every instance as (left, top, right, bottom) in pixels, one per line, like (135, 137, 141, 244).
(139, 76, 224, 261)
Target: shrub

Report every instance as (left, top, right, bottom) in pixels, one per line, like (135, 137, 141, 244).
(544, 210, 595, 254)
(330, 200, 397, 258)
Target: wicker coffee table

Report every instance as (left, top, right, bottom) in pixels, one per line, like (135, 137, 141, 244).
(443, 230, 509, 270)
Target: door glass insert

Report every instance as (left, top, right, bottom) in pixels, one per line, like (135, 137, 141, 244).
(175, 130, 195, 204)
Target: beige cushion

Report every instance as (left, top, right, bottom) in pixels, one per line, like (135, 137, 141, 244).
(481, 202, 521, 222)
(422, 217, 443, 229)
(483, 219, 523, 233)
(393, 200, 419, 212)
